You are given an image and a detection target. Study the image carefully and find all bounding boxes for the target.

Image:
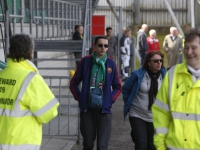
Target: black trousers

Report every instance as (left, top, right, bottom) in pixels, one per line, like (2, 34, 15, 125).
(129, 117, 156, 150)
(80, 110, 112, 150)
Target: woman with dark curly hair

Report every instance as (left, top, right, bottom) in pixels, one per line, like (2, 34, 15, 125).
(122, 51, 167, 150)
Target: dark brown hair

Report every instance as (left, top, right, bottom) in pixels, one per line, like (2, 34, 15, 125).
(7, 33, 34, 62)
(143, 51, 164, 69)
(185, 27, 200, 45)
(106, 27, 112, 33)
(94, 36, 108, 45)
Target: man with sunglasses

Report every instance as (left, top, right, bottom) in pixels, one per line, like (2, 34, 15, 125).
(152, 27, 200, 149)
(70, 36, 122, 150)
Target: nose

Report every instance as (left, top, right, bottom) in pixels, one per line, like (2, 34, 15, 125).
(186, 47, 193, 54)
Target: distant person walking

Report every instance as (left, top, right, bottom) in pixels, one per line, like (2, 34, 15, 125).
(72, 25, 83, 67)
(70, 36, 121, 150)
(120, 28, 132, 81)
(147, 29, 160, 52)
(122, 51, 166, 150)
(136, 24, 149, 66)
(129, 33, 136, 72)
(105, 27, 118, 62)
(163, 27, 183, 70)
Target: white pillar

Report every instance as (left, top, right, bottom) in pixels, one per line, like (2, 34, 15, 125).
(191, 0, 195, 27)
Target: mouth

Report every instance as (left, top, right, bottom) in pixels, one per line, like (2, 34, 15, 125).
(187, 55, 196, 60)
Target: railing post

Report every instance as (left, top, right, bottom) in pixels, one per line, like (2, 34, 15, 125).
(13, 0, 16, 33)
(118, 7, 123, 73)
(42, 0, 44, 40)
(29, 0, 33, 34)
(21, 0, 24, 33)
(4, 0, 10, 62)
(47, 0, 50, 38)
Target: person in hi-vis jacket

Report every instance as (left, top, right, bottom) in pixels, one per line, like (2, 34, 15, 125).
(120, 28, 132, 81)
(0, 33, 59, 150)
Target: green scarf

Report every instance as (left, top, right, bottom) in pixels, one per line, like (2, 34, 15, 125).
(90, 52, 107, 88)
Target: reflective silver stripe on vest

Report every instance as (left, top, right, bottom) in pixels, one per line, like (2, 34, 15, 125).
(0, 109, 32, 117)
(167, 145, 196, 150)
(33, 97, 58, 117)
(168, 66, 175, 104)
(154, 99, 170, 111)
(155, 127, 168, 135)
(0, 72, 36, 117)
(0, 144, 40, 150)
(14, 72, 36, 110)
(172, 112, 200, 121)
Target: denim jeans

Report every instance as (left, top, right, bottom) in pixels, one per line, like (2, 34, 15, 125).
(129, 117, 156, 150)
(138, 51, 146, 66)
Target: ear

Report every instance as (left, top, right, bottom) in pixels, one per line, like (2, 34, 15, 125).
(148, 61, 151, 67)
(30, 50, 33, 60)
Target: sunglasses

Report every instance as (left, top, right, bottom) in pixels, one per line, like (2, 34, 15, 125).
(150, 59, 163, 63)
(97, 44, 109, 48)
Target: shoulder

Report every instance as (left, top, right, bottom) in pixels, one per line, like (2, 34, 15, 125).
(30, 73, 46, 85)
(78, 55, 92, 66)
(165, 34, 171, 38)
(132, 68, 145, 76)
(106, 57, 116, 65)
(82, 55, 92, 61)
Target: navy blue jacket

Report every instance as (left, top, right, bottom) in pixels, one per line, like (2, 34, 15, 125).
(122, 67, 166, 120)
(70, 55, 122, 114)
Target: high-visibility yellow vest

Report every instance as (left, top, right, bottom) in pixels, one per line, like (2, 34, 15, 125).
(152, 63, 200, 150)
(0, 59, 59, 150)
(178, 33, 185, 48)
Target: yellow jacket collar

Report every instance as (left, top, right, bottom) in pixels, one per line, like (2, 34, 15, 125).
(7, 59, 39, 74)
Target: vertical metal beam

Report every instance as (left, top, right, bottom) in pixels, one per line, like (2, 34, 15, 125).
(134, 0, 140, 24)
(57, 2, 59, 38)
(61, 2, 64, 37)
(42, 0, 44, 40)
(118, 7, 123, 72)
(13, 0, 16, 33)
(29, 0, 33, 34)
(163, 0, 184, 37)
(72, 5, 74, 35)
(89, 0, 92, 49)
(191, 0, 195, 27)
(47, 0, 50, 38)
(79, 6, 81, 25)
(53, 1, 55, 38)
(4, 0, 10, 62)
(65, 3, 68, 37)
(36, 0, 39, 39)
(21, 0, 24, 33)
(69, 4, 72, 36)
